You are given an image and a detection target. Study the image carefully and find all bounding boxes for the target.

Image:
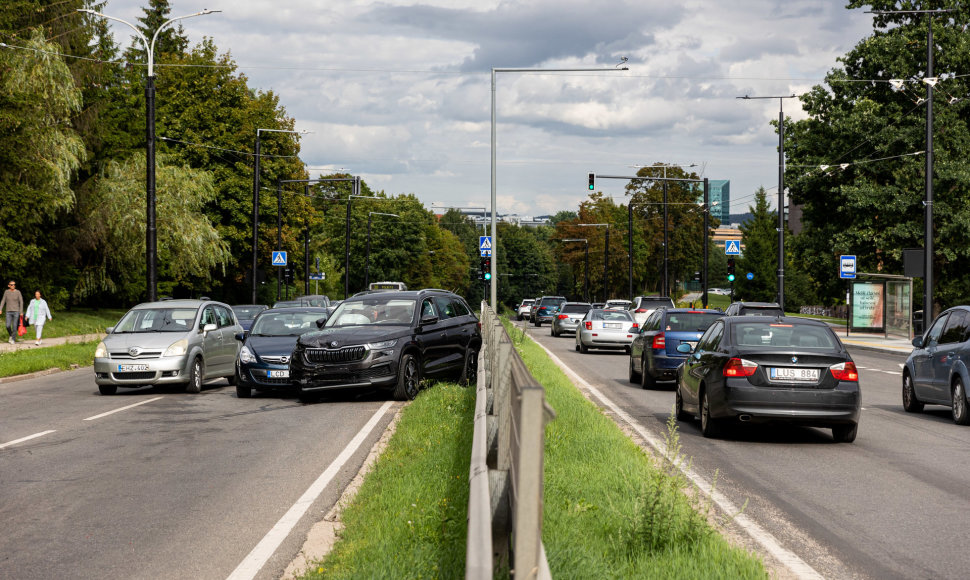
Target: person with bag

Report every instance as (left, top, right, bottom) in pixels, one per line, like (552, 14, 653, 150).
(26, 290, 52, 346)
(0, 280, 24, 344)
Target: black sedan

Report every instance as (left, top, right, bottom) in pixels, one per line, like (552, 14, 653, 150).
(234, 307, 329, 398)
(675, 316, 861, 442)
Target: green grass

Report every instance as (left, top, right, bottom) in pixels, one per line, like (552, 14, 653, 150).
(299, 319, 767, 579)
(19, 308, 126, 339)
(0, 341, 99, 378)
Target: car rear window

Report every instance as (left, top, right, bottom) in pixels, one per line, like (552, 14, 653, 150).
(539, 297, 564, 306)
(664, 312, 722, 332)
(593, 310, 633, 322)
(562, 304, 591, 314)
(739, 306, 784, 316)
(732, 322, 839, 350)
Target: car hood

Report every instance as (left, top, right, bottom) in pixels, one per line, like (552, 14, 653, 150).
(298, 325, 410, 348)
(102, 332, 191, 350)
(244, 334, 300, 357)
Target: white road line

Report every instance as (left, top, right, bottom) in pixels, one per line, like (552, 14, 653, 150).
(226, 400, 394, 580)
(535, 341, 824, 580)
(83, 397, 163, 421)
(0, 430, 56, 450)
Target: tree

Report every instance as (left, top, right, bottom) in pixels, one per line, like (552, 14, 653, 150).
(735, 188, 778, 302)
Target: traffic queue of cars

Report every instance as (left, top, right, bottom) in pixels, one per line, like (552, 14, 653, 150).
(93, 288, 481, 402)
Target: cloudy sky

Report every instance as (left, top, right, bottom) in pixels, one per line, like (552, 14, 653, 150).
(99, 0, 876, 219)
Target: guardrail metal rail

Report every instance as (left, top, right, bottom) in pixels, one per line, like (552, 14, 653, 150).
(467, 303, 555, 579)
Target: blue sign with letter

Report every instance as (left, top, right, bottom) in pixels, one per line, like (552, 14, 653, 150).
(725, 240, 741, 255)
(746, 272, 754, 281)
(272, 251, 287, 266)
(840, 255, 856, 279)
(479, 236, 492, 257)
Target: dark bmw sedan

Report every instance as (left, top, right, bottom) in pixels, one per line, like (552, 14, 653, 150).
(675, 316, 860, 442)
(290, 289, 480, 402)
(234, 307, 329, 398)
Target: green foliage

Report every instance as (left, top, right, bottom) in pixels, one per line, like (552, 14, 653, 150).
(0, 341, 99, 378)
(735, 188, 778, 302)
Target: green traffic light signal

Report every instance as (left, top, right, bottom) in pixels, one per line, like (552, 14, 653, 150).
(727, 274, 735, 282)
(484, 272, 492, 281)
(588, 173, 595, 190)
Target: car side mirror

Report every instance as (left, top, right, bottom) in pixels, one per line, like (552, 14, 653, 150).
(234, 331, 246, 342)
(106, 326, 114, 334)
(420, 314, 439, 326)
(912, 336, 924, 348)
(316, 316, 328, 329)
(677, 343, 693, 354)
(202, 323, 217, 334)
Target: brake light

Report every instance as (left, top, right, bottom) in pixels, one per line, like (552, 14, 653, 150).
(631, 323, 639, 329)
(652, 332, 665, 349)
(557, 314, 568, 320)
(830, 361, 858, 382)
(585, 321, 592, 330)
(723, 358, 758, 377)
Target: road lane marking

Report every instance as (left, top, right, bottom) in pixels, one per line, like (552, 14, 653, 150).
(226, 400, 394, 580)
(534, 340, 824, 580)
(84, 397, 163, 421)
(0, 430, 56, 450)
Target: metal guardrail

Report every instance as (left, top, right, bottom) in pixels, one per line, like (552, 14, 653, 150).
(467, 303, 556, 579)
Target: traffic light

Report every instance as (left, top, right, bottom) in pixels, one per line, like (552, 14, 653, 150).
(727, 258, 735, 282)
(480, 256, 492, 281)
(588, 172, 595, 190)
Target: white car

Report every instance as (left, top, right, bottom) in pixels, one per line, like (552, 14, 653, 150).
(575, 309, 638, 353)
(604, 299, 632, 310)
(629, 295, 676, 327)
(517, 299, 535, 321)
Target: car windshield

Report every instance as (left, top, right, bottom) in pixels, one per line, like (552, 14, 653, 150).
(732, 321, 839, 350)
(326, 298, 417, 327)
(114, 308, 197, 333)
(232, 306, 265, 320)
(250, 312, 326, 336)
(665, 312, 722, 332)
(741, 306, 784, 316)
(302, 296, 329, 307)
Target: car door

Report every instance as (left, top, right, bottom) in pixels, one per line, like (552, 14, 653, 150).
(417, 297, 450, 375)
(913, 313, 948, 402)
(214, 305, 238, 375)
(198, 306, 222, 376)
(633, 311, 660, 373)
(931, 310, 968, 401)
(681, 320, 724, 411)
(434, 295, 468, 372)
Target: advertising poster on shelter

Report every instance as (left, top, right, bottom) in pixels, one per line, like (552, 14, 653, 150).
(851, 281, 885, 330)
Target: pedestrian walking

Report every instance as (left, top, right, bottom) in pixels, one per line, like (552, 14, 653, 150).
(0, 280, 24, 344)
(26, 290, 52, 345)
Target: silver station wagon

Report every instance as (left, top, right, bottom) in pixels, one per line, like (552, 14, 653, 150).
(94, 299, 242, 395)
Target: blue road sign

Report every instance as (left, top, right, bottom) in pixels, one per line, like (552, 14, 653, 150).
(479, 236, 492, 257)
(309, 273, 325, 280)
(272, 251, 287, 266)
(725, 240, 741, 255)
(840, 255, 856, 279)
(746, 272, 754, 281)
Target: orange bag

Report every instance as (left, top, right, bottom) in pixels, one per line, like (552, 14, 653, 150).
(17, 315, 26, 337)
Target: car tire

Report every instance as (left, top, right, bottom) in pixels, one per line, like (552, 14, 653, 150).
(393, 353, 421, 401)
(236, 383, 252, 398)
(628, 355, 641, 384)
(902, 373, 924, 413)
(832, 423, 858, 443)
(700, 389, 722, 438)
(185, 357, 203, 394)
(675, 387, 691, 421)
(98, 384, 117, 396)
(534, 320, 541, 327)
(460, 347, 478, 386)
(226, 370, 237, 386)
(640, 360, 656, 390)
(953, 378, 970, 425)
(551, 326, 557, 337)
(579, 341, 589, 354)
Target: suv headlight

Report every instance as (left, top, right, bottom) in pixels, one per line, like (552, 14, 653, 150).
(239, 345, 257, 364)
(164, 338, 188, 357)
(94, 341, 107, 358)
(367, 338, 398, 350)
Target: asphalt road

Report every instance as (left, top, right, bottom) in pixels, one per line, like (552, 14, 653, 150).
(521, 320, 970, 580)
(0, 371, 398, 580)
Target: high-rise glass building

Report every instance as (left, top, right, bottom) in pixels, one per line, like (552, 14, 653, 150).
(701, 180, 729, 222)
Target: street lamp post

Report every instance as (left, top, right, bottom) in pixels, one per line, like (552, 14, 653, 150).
(78, 8, 220, 302)
(562, 239, 589, 302)
(252, 128, 309, 303)
(490, 60, 628, 308)
(365, 212, 399, 288)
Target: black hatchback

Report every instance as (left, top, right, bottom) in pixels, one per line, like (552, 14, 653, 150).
(675, 316, 861, 442)
(290, 289, 481, 401)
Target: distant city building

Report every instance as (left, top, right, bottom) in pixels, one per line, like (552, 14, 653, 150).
(707, 180, 730, 222)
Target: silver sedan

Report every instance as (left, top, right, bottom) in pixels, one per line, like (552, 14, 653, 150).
(575, 309, 638, 353)
(551, 302, 592, 337)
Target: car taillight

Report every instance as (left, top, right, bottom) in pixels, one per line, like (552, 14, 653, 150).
(830, 361, 858, 381)
(723, 358, 758, 377)
(635, 308, 647, 313)
(631, 323, 639, 329)
(557, 314, 568, 320)
(585, 321, 592, 330)
(652, 332, 665, 349)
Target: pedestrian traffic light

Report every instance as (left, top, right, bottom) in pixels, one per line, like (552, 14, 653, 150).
(481, 256, 492, 281)
(588, 173, 595, 190)
(727, 258, 735, 282)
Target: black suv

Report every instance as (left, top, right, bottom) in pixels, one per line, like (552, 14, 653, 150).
(724, 301, 784, 317)
(290, 289, 480, 401)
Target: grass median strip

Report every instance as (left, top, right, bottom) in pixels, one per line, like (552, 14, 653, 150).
(297, 320, 766, 579)
(0, 341, 98, 378)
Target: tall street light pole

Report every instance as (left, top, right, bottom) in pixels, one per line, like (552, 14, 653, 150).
(365, 212, 399, 288)
(491, 60, 628, 308)
(577, 224, 609, 301)
(78, 8, 220, 303)
(252, 128, 309, 304)
(562, 239, 589, 302)
(737, 94, 797, 311)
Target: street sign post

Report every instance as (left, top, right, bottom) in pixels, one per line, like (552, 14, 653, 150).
(272, 251, 287, 266)
(725, 240, 741, 255)
(840, 255, 856, 279)
(479, 236, 492, 257)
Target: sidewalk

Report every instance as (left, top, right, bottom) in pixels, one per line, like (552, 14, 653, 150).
(838, 331, 913, 355)
(0, 333, 105, 354)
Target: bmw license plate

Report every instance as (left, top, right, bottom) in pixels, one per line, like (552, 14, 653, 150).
(118, 364, 149, 372)
(769, 367, 818, 381)
(267, 370, 289, 378)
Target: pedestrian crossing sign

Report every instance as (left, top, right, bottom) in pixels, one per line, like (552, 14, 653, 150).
(479, 236, 492, 257)
(725, 240, 741, 255)
(272, 251, 287, 266)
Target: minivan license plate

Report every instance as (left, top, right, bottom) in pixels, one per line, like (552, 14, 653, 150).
(118, 364, 149, 372)
(769, 367, 818, 381)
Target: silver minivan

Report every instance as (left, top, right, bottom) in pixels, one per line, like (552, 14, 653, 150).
(94, 299, 242, 395)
